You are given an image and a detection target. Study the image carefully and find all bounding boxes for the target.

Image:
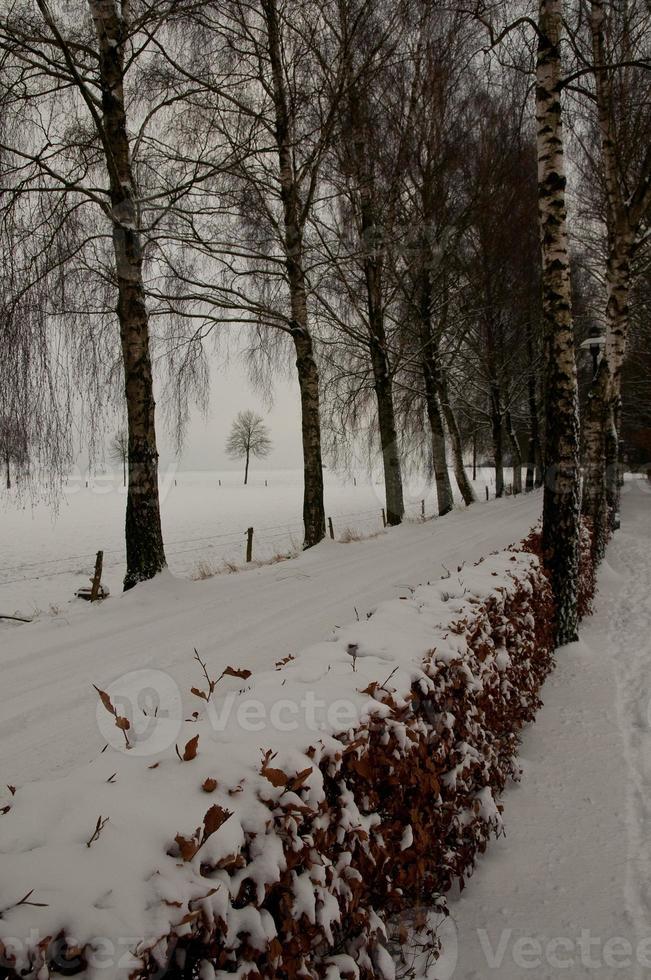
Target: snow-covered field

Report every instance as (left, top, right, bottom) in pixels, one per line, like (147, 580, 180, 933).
(0, 466, 498, 618)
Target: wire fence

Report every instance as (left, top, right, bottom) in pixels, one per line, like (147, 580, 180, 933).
(0, 499, 434, 589)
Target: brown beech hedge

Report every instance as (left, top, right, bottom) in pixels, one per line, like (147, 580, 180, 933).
(0, 524, 599, 980)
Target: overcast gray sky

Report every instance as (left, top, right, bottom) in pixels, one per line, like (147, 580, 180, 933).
(157, 359, 304, 471)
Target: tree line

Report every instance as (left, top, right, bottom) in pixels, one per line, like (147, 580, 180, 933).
(0, 0, 648, 642)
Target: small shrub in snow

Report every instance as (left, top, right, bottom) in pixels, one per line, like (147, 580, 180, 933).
(192, 561, 219, 581)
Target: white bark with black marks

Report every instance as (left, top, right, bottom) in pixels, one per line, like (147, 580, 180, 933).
(438, 374, 476, 507)
(582, 0, 650, 536)
(88, 0, 166, 590)
(537, 0, 581, 644)
(261, 0, 326, 548)
(506, 412, 523, 495)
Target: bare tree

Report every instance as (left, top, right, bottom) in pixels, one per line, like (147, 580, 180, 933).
(143, 0, 382, 549)
(0, 200, 75, 499)
(0, 416, 29, 490)
(316, 0, 409, 525)
(108, 429, 128, 488)
(537, 0, 581, 644)
(226, 410, 272, 485)
(0, 1, 215, 588)
(392, 5, 475, 514)
(142, 0, 411, 548)
(576, 0, 651, 553)
(457, 92, 536, 498)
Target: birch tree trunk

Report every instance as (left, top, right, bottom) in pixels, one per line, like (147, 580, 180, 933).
(438, 373, 475, 506)
(537, 0, 581, 644)
(262, 0, 325, 548)
(89, 0, 166, 591)
(582, 358, 609, 557)
(421, 342, 454, 517)
(506, 412, 523, 495)
(417, 258, 453, 516)
(490, 383, 505, 498)
(525, 374, 543, 491)
(370, 332, 406, 526)
(582, 0, 649, 538)
(526, 333, 543, 491)
(366, 263, 405, 526)
(294, 323, 326, 547)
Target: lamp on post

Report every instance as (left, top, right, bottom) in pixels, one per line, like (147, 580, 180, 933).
(579, 325, 606, 378)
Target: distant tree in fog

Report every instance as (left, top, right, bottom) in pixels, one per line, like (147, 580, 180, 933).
(109, 430, 129, 488)
(0, 417, 29, 490)
(226, 411, 272, 485)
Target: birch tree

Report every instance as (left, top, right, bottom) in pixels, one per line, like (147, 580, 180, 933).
(579, 0, 651, 553)
(537, 0, 581, 643)
(148, 0, 397, 546)
(258, 0, 327, 542)
(144, 0, 375, 548)
(315, 0, 409, 525)
(0, 1, 214, 588)
(90, 0, 167, 588)
(396, 5, 477, 512)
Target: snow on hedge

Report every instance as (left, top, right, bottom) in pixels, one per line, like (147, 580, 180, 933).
(0, 547, 557, 980)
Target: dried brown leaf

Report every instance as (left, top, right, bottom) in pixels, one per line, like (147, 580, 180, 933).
(222, 666, 252, 680)
(182, 734, 200, 762)
(262, 767, 288, 788)
(93, 685, 115, 716)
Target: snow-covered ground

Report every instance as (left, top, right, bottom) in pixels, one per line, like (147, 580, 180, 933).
(3, 474, 648, 979)
(0, 511, 543, 979)
(0, 467, 498, 618)
(0, 488, 538, 791)
(440, 478, 651, 979)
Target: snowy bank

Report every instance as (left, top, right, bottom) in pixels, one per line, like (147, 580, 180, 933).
(0, 534, 569, 980)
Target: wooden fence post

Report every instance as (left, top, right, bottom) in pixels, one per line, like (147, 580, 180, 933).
(246, 527, 254, 563)
(328, 517, 334, 539)
(485, 485, 489, 501)
(90, 550, 104, 602)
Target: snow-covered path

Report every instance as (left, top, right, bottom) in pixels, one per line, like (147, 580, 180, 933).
(0, 492, 540, 790)
(448, 481, 651, 978)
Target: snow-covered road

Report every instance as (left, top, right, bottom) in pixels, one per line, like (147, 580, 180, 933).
(0, 491, 540, 791)
(448, 481, 651, 979)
